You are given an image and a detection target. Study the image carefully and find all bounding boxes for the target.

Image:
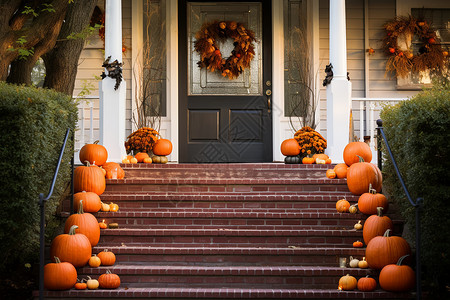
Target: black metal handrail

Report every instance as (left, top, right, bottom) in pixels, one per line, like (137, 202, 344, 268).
(376, 119, 423, 300)
(38, 128, 72, 300)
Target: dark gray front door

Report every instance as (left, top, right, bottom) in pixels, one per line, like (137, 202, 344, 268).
(178, 0, 272, 163)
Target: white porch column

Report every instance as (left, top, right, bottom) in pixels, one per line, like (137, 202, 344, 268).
(326, 0, 352, 163)
(99, 0, 127, 162)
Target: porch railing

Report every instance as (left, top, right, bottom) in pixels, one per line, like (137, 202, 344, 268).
(352, 97, 407, 163)
(39, 129, 73, 300)
(376, 119, 423, 300)
(74, 95, 99, 164)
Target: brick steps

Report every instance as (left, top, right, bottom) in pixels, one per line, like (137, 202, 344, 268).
(75, 265, 371, 289)
(37, 287, 413, 299)
(98, 228, 362, 247)
(91, 246, 366, 266)
(38, 163, 412, 299)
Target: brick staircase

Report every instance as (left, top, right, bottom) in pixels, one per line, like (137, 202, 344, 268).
(37, 163, 413, 299)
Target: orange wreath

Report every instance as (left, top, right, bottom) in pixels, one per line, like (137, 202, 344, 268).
(382, 16, 448, 78)
(194, 20, 256, 79)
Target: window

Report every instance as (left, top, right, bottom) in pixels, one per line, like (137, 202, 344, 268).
(142, 0, 167, 117)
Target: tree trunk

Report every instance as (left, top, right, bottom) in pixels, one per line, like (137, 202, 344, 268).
(43, 0, 97, 95)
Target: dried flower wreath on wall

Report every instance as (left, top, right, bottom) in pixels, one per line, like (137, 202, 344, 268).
(382, 16, 448, 78)
(194, 20, 256, 79)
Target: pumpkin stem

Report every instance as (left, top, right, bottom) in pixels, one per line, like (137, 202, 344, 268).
(397, 254, 410, 266)
(369, 183, 376, 194)
(69, 225, 79, 235)
(78, 200, 85, 214)
(376, 207, 384, 217)
(94, 140, 100, 144)
(85, 160, 91, 167)
(383, 228, 392, 237)
(54, 256, 61, 264)
(357, 155, 365, 163)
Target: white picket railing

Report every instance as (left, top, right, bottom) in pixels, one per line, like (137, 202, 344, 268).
(74, 95, 99, 164)
(352, 97, 407, 163)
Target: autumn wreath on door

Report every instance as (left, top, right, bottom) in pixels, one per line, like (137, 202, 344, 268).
(194, 20, 256, 79)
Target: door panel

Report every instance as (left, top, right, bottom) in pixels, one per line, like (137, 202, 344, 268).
(179, 0, 272, 163)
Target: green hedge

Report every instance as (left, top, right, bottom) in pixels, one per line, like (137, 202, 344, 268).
(0, 82, 77, 274)
(380, 81, 450, 298)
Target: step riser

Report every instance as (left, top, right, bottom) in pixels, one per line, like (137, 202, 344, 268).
(98, 235, 360, 247)
(104, 184, 350, 193)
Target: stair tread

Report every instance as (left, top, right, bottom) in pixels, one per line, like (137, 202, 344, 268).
(36, 287, 413, 298)
(106, 178, 346, 184)
(99, 228, 362, 235)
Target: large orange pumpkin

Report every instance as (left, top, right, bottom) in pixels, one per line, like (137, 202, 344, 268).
(44, 257, 77, 290)
(379, 255, 415, 292)
(333, 163, 348, 179)
(280, 138, 300, 156)
(79, 140, 108, 166)
(102, 162, 125, 179)
(73, 191, 101, 213)
(358, 184, 389, 215)
(50, 225, 92, 267)
(74, 162, 106, 195)
(153, 139, 173, 156)
(346, 156, 382, 195)
(64, 201, 100, 247)
(365, 229, 411, 270)
(343, 141, 372, 166)
(363, 207, 393, 245)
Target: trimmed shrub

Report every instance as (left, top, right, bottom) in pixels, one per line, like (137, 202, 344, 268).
(380, 81, 450, 298)
(0, 82, 77, 273)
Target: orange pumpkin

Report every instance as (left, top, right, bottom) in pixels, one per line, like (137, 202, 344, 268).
(333, 163, 348, 179)
(339, 274, 357, 291)
(353, 240, 364, 248)
(363, 207, 393, 245)
(358, 184, 388, 215)
(98, 270, 121, 289)
(102, 162, 125, 179)
(64, 201, 100, 247)
(73, 191, 101, 213)
(74, 279, 87, 290)
(357, 275, 377, 292)
(379, 255, 415, 292)
(88, 255, 101, 268)
(326, 169, 336, 179)
(143, 157, 153, 163)
(336, 199, 350, 213)
(302, 156, 315, 164)
(50, 225, 92, 267)
(366, 229, 411, 270)
(153, 139, 173, 156)
(280, 139, 300, 156)
(109, 202, 119, 212)
(134, 152, 150, 163)
(97, 249, 116, 266)
(79, 140, 108, 166)
(74, 162, 106, 195)
(44, 257, 77, 290)
(343, 141, 372, 166)
(346, 156, 382, 195)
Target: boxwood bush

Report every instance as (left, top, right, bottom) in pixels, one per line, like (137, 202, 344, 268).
(380, 81, 450, 299)
(0, 82, 77, 275)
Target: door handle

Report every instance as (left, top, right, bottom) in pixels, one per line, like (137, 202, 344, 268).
(267, 97, 271, 113)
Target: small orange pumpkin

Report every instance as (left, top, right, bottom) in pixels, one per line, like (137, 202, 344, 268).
(339, 274, 357, 291)
(143, 157, 153, 163)
(74, 278, 87, 290)
(353, 240, 364, 248)
(302, 156, 315, 164)
(88, 255, 101, 268)
(97, 249, 116, 266)
(98, 270, 121, 289)
(134, 152, 150, 163)
(326, 169, 336, 179)
(357, 275, 377, 291)
(336, 199, 350, 213)
(109, 202, 119, 212)
(333, 163, 348, 179)
(312, 153, 329, 161)
(102, 162, 125, 179)
(280, 138, 300, 156)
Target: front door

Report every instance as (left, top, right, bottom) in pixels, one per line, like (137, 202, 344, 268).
(178, 0, 272, 163)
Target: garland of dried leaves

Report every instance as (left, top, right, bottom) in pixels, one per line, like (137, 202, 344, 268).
(194, 20, 256, 79)
(383, 16, 448, 78)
